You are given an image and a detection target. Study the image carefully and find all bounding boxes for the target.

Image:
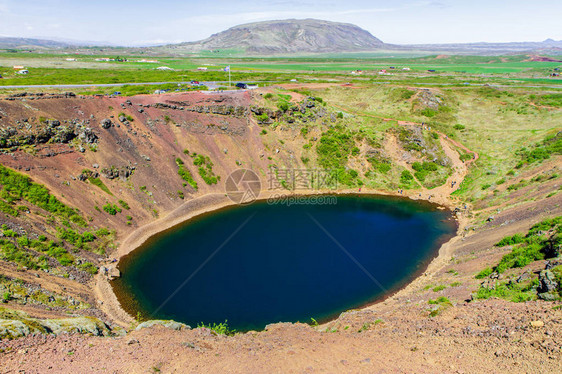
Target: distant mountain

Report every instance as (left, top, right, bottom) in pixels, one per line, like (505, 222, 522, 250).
(397, 39, 562, 55)
(0, 37, 74, 49)
(162, 19, 385, 54)
(0, 36, 113, 49)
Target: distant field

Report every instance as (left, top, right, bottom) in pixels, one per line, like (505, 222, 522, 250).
(0, 52, 560, 89)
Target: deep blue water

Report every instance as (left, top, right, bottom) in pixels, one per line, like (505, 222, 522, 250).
(114, 195, 456, 331)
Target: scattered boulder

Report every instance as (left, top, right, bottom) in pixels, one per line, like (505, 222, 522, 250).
(530, 320, 545, 328)
(78, 128, 98, 144)
(100, 119, 113, 129)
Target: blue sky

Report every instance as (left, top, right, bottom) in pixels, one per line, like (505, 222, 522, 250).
(0, 0, 560, 46)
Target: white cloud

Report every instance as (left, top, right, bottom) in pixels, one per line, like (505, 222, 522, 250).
(0, 0, 10, 14)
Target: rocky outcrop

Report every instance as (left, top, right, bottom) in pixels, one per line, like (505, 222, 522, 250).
(100, 165, 135, 180)
(78, 127, 98, 144)
(0, 121, 97, 149)
(537, 269, 560, 301)
(135, 320, 190, 331)
(0, 308, 121, 340)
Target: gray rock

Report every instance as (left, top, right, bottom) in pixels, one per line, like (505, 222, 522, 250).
(538, 270, 558, 293)
(135, 320, 190, 331)
(41, 317, 112, 337)
(0, 315, 113, 339)
(0, 319, 37, 339)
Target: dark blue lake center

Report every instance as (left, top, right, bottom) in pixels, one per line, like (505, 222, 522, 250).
(113, 195, 456, 331)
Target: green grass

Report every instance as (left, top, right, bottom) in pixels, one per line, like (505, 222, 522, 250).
(316, 127, 361, 187)
(87, 176, 112, 195)
(475, 279, 538, 303)
(197, 320, 235, 336)
(0, 165, 84, 224)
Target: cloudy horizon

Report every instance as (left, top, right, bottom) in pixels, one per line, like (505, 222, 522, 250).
(0, 0, 560, 47)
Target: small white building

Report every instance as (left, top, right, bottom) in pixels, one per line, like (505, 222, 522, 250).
(17, 69, 29, 75)
(156, 66, 173, 71)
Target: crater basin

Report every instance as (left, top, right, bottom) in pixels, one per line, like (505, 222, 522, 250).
(113, 195, 456, 331)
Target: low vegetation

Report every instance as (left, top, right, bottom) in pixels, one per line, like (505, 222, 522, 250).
(175, 157, 198, 190)
(192, 153, 219, 185)
(473, 216, 561, 302)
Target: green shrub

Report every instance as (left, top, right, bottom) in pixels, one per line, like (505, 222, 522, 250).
(192, 154, 219, 185)
(475, 267, 493, 279)
(118, 200, 130, 210)
(176, 158, 198, 190)
(0, 165, 82, 222)
(475, 280, 537, 303)
(412, 161, 439, 182)
(400, 170, 414, 184)
(277, 101, 289, 112)
(197, 320, 235, 336)
(0, 240, 39, 269)
(421, 108, 437, 117)
(428, 296, 451, 305)
(102, 204, 119, 215)
(496, 233, 525, 247)
(78, 262, 98, 275)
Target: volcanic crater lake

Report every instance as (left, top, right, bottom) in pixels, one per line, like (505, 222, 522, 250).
(114, 195, 456, 331)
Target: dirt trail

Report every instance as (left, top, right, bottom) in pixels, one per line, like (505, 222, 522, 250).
(333, 102, 479, 198)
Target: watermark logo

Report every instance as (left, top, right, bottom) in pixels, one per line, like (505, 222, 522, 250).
(267, 193, 338, 206)
(225, 169, 261, 205)
(267, 168, 338, 190)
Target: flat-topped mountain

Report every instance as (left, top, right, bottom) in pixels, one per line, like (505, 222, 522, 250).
(166, 18, 385, 54)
